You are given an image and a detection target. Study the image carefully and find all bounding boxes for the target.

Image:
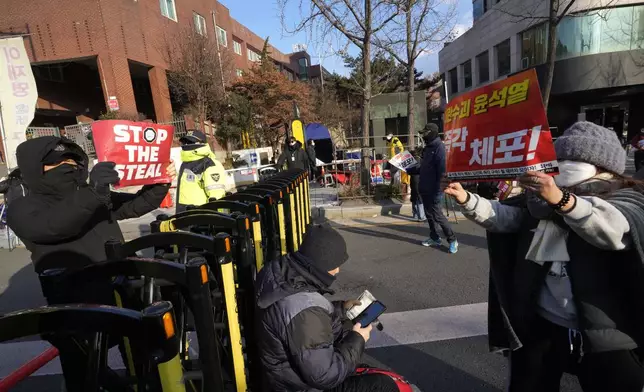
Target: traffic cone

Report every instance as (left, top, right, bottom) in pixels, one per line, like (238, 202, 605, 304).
(160, 191, 174, 208)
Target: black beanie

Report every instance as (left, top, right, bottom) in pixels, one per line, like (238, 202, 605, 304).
(298, 223, 349, 272)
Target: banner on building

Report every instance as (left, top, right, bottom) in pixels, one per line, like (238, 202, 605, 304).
(443, 69, 558, 181)
(91, 120, 175, 187)
(0, 37, 38, 169)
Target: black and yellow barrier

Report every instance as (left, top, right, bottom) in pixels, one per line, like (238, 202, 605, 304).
(152, 213, 257, 391)
(0, 301, 183, 392)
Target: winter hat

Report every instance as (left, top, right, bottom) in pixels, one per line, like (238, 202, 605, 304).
(554, 121, 626, 174)
(298, 222, 349, 272)
(42, 142, 84, 165)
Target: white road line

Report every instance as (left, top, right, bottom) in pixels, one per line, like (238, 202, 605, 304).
(0, 302, 488, 378)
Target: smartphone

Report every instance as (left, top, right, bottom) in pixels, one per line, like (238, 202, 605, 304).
(353, 300, 386, 326)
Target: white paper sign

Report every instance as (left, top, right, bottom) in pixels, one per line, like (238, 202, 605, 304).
(0, 37, 37, 170)
(389, 150, 418, 172)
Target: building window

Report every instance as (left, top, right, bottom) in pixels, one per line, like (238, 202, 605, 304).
(462, 60, 472, 89)
(248, 49, 261, 62)
(448, 67, 458, 94)
(33, 64, 65, 83)
(159, 0, 177, 21)
(473, 0, 487, 21)
(298, 57, 309, 81)
(194, 13, 207, 36)
(521, 23, 548, 68)
(216, 26, 227, 47)
(236, 69, 243, 78)
(496, 39, 511, 77)
(476, 51, 489, 84)
(233, 40, 242, 55)
(555, 5, 644, 60)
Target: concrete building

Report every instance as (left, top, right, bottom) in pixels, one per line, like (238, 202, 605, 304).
(439, 0, 644, 139)
(0, 0, 315, 128)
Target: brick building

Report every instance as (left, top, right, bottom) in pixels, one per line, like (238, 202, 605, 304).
(0, 0, 315, 130)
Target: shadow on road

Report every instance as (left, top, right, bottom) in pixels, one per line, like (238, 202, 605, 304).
(0, 262, 45, 316)
(367, 343, 503, 392)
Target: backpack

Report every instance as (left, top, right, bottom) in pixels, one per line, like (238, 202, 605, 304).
(354, 367, 418, 392)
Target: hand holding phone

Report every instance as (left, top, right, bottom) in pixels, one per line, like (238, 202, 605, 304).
(353, 300, 387, 327)
(352, 322, 373, 343)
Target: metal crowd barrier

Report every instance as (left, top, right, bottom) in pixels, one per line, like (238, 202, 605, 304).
(1, 168, 311, 392)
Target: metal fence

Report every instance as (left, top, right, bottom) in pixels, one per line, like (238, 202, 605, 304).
(63, 123, 95, 157)
(26, 127, 60, 139)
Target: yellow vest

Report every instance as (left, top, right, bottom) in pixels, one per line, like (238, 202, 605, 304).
(178, 145, 226, 207)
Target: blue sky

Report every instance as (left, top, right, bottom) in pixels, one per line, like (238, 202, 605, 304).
(219, 0, 473, 77)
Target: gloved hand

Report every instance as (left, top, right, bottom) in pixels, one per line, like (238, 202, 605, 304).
(90, 161, 120, 197)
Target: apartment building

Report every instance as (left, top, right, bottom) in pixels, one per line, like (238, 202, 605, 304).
(0, 0, 314, 128)
(439, 0, 644, 138)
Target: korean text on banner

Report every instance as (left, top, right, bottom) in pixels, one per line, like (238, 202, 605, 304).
(443, 69, 558, 181)
(389, 150, 418, 172)
(91, 120, 175, 188)
(0, 37, 38, 170)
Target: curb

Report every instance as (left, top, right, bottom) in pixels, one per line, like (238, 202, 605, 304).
(312, 203, 466, 221)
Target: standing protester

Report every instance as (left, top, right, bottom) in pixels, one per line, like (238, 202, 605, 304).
(409, 150, 425, 222)
(255, 223, 407, 392)
(631, 128, 644, 171)
(176, 129, 227, 213)
(407, 123, 458, 253)
(306, 139, 317, 181)
(6, 136, 175, 392)
(445, 121, 644, 392)
(277, 136, 309, 171)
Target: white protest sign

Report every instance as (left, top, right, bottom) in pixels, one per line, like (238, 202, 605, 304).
(389, 150, 418, 172)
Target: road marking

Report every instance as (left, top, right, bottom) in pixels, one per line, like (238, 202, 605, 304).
(0, 302, 488, 378)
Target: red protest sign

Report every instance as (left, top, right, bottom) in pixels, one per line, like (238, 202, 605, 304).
(91, 120, 175, 187)
(443, 69, 558, 181)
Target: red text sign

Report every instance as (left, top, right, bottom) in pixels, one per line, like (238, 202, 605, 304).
(91, 120, 175, 187)
(443, 69, 558, 181)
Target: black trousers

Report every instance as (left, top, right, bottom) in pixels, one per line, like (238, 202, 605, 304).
(421, 195, 456, 243)
(326, 373, 401, 392)
(635, 150, 644, 172)
(508, 317, 644, 392)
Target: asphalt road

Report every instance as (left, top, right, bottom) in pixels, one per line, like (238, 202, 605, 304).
(0, 214, 583, 391)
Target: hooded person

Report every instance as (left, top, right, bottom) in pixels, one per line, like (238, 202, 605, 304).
(445, 121, 644, 392)
(0, 168, 27, 205)
(7, 136, 175, 392)
(7, 136, 175, 274)
(277, 136, 309, 171)
(176, 129, 227, 213)
(255, 223, 403, 392)
(407, 123, 458, 253)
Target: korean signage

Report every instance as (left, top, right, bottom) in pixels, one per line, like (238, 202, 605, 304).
(0, 37, 37, 169)
(91, 120, 174, 188)
(107, 96, 119, 111)
(443, 69, 558, 181)
(389, 150, 418, 172)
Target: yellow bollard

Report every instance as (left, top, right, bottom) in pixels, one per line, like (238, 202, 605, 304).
(221, 257, 248, 391)
(298, 176, 306, 236)
(289, 189, 298, 252)
(277, 202, 287, 256)
(157, 354, 187, 392)
(304, 175, 310, 226)
(252, 220, 264, 271)
(294, 181, 303, 244)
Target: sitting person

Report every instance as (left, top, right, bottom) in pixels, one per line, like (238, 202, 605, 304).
(255, 223, 407, 392)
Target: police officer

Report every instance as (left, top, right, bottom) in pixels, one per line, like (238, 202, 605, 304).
(176, 130, 227, 213)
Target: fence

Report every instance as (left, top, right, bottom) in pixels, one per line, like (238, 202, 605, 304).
(25, 126, 60, 139)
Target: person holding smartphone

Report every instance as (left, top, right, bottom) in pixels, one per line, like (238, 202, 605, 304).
(255, 223, 401, 392)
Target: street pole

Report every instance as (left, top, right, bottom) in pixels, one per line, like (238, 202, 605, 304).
(0, 101, 9, 168)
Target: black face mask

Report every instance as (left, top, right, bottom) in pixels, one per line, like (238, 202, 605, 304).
(43, 164, 83, 193)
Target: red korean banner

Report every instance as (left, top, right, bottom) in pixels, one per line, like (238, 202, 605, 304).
(443, 69, 558, 181)
(91, 120, 175, 188)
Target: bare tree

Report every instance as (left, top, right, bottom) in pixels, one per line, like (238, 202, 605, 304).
(161, 27, 232, 125)
(374, 0, 457, 142)
(280, 0, 401, 147)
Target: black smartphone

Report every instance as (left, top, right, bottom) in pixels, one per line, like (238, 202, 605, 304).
(353, 300, 386, 326)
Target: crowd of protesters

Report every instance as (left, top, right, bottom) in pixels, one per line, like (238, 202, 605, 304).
(2, 119, 644, 391)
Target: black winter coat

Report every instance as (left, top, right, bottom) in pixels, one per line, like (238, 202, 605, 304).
(277, 142, 309, 171)
(7, 136, 169, 273)
(255, 253, 365, 392)
(0, 169, 27, 205)
(306, 145, 316, 169)
(486, 193, 644, 355)
(406, 137, 445, 200)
